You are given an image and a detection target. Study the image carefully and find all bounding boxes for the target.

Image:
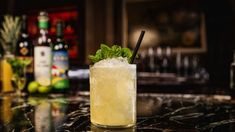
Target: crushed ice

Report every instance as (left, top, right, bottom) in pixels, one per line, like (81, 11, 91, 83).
(93, 57, 130, 67)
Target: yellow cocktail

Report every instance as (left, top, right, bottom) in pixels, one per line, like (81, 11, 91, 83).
(90, 58, 136, 128)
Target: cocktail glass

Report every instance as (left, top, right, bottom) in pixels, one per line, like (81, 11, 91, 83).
(11, 66, 26, 97)
(89, 63, 136, 128)
(7, 58, 31, 97)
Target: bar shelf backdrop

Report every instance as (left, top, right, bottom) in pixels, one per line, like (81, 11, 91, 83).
(1, 0, 235, 95)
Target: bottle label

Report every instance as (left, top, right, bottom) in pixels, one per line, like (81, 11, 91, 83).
(52, 51, 69, 78)
(34, 46, 52, 86)
(39, 20, 48, 29)
(20, 47, 29, 55)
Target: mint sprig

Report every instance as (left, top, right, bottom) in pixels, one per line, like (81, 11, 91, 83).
(7, 58, 32, 77)
(89, 44, 133, 63)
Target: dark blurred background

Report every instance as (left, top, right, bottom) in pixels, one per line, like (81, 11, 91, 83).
(1, 0, 235, 94)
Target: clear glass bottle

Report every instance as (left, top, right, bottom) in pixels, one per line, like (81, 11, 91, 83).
(162, 47, 172, 73)
(230, 51, 235, 89)
(148, 47, 155, 72)
(176, 52, 182, 76)
(155, 47, 163, 73)
(34, 11, 52, 86)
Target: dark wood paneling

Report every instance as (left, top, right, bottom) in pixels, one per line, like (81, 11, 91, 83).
(202, 0, 235, 88)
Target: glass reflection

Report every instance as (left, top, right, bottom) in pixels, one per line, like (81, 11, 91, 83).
(0, 96, 33, 131)
(90, 124, 135, 132)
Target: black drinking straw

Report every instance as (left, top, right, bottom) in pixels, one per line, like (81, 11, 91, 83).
(130, 30, 145, 64)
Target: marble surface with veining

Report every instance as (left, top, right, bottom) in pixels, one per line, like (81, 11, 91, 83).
(0, 92, 235, 132)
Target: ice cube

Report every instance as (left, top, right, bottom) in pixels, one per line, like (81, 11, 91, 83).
(93, 57, 129, 67)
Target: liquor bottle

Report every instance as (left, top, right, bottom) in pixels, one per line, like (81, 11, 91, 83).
(16, 15, 33, 58)
(16, 15, 33, 90)
(230, 51, 235, 88)
(155, 47, 163, 73)
(230, 51, 235, 98)
(183, 56, 189, 77)
(176, 52, 182, 76)
(34, 11, 52, 86)
(161, 47, 172, 73)
(52, 20, 69, 92)
(147, 47, 155, 72)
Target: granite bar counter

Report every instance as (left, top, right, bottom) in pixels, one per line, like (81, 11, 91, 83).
(0, 92, 235, 132)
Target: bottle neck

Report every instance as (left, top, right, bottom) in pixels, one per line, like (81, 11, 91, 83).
(21, 20, 28, 38)
(39, 28, 48, 35)
(38, 28, 49, 44)
(21, 15, 28, 34)
(56, 20, 64, 38)
(22, 23, 27, 33)
(56, 28, 63, 38)
(56, 28, 63, 42)
(56, 36, 63, 43)
(38, 19, 49, 36)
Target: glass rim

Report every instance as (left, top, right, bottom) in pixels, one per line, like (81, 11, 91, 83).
(89, 64, 136, 68)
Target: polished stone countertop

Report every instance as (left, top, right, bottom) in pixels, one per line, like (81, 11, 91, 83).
(0, 92, 235, 132)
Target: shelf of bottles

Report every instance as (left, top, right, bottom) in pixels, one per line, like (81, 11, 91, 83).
(27, 10, 79, 60)
(0, 11, 76, 95)
(136, 47, 209, 85)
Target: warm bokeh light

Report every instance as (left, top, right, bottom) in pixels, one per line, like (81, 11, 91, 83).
(129, 27, 160, 49)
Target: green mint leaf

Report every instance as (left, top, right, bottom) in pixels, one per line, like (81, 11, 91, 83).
(100, 44, 111, 59)
(101, 44, 111, 51)
(121, 48, 132, 62)
(89, 55, 99, 63)
(89, 44, 133, 63)
(111, 45, 122, 57)
(7, 58, 32, 76)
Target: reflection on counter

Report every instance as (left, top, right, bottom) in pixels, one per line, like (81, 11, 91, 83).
(1, 92, 235, 131)
(34, 100, 53, 132)
(0, 96, 13, 125)
(90, 124, 135, 132)
(0, 96, 69, 131)
(30, 97, 68, 132)
(0, 96, 32, 131)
